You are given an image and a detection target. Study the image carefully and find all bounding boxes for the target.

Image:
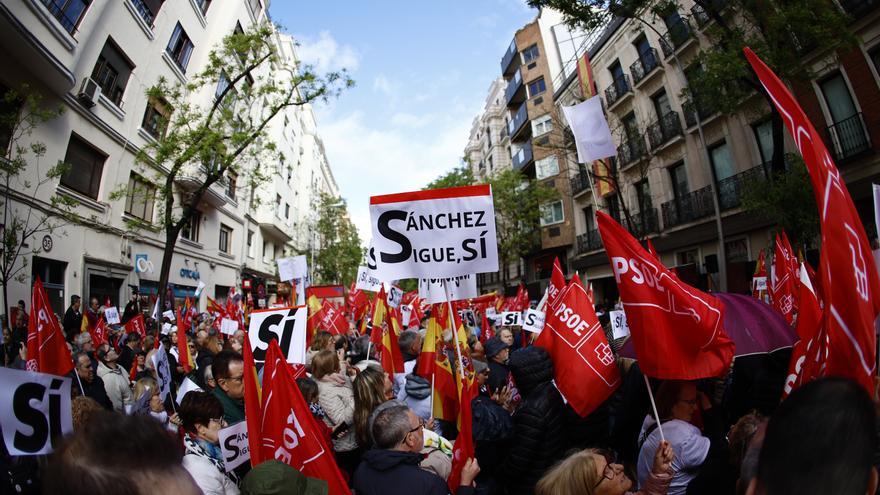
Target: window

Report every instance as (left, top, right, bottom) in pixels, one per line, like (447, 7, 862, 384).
(225, 171, 237, 199)
(752, 120, 773, 165)
(275, 194, 282, 217)
(215, 71, 233, 103)
(522, 44, 540, 64)
(219, 224, 232, 254)
(91, 38, 134, 107)
(40, 0, 91, 35)
(166, 23, 194, 73)
(247, 230, 254, 258)
(193, 0, 210, 14)
(622, 112, 639, 142)
(487, 156, 493, 173)
(181, 211, 201, 242)
(609, 60, 624, 83)
(32, 257, 66, 315)
(124, 173, 155, 221)
(669, 162, 688, 198)
(870, 45, 880, 76)
(246, 0, 262, 17)
(535, 155, 559, 179)
(0, 84, 22, 154)
(676, 248, 698, 266)
(709, 142, 734, 182)
(634, 36, 651, 58)
(285, 203, 290, 219)
(60, 134, 106, 199)
(527, 77, 546, 98)
(635, 180, 652, 212)
(130, 0, 162, 26)
(141, 96, 171, 140)
(532, 114, 553, 136)
(583, 206, 595, 231)
(606, 195, 621, 222)
(287, 165, 293, 184)
(819, 72, 858, 125)
(540, 200, 564, 226)
(652, 90, 672, 119)
(486, 126, 492, 147)
(725, 238, 749, 263)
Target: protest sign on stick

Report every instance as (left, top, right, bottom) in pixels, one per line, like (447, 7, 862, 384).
(219, 421, 250, 471)
(419, 274, 478, 304)
(151, 347, 172, 402)
(248, 307, 308, 369)
(0, 368, 72, 455)
(104, 306, 120, 325)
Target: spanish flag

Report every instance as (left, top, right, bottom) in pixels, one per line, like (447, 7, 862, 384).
(418, 304, 458, 421)
(370, 287, 404, 375)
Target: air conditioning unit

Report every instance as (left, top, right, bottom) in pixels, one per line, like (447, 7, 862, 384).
(77, 77, 100, 108)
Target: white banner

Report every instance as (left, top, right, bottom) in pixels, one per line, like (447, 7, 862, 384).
(369, 184, 498, 279)
(387, 285, 404, 309)
(0, 368, 72, 455)
(418, 274, 479, 304)
(162, 310, 175, 321)
(219, 421, 250, 471)
(195, 280, 207, 297)
(104, 306, 120, 325)
(277, 256, 308, 282)
(161, 322, 172, 335)
(522, 309, 546, 334)
(248, 307, 308, 369)
(500, 311, 522, 326)
(609, 310, 631, 340)
(151, 347, 172, 402)
(176, 377, 203, 405)
(355, 266, 383, 292)
(400, 304, 413, 327)
(220, 318, 239, 336)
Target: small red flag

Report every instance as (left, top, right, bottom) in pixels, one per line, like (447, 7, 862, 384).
(548, 257, 566, 307)
(176, 309, 193, 373)
(260, 340, 348, 494)
(27, 277, 74, 376)
(124, 314, 147, 339)
(90, 318, 108, 348)
(771, 232, 799, 325)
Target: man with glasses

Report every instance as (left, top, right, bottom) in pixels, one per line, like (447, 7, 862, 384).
(353, 402, 480, 495)
(211, 350, 246, 424)
(69, 351, 113, 410)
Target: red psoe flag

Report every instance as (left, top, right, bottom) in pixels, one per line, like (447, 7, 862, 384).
(745, 48, 880, 392)
(597, 211, 735, 379)
(536, 275, 620, 417)
(242, 330, 264, 467)
(27, 277, 74, 376)
(260, 340, 348, 494)
(319, 300, 347, 336)
(90, 319, 108, 348)
(124, 314, 147, 339)
(771, 232, 799, 325)
(782, 264, 825, 400)
(176, 310, 193, 374)
(548, 257, 566, 306)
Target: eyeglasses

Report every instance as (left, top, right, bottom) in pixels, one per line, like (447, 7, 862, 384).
(210, 417, 227, 427)
(225, 375, 244, 383)
(408, 420, 425, 435)
(592, 450, 617, 489)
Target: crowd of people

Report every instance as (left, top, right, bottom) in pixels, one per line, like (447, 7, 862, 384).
(0, 290, 879, 495)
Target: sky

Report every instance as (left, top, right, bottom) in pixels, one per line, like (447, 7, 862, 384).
(269, 1, 538, 244)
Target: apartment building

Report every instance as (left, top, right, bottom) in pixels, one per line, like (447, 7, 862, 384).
(0, 0, 337, 315)
(464, 77, 512, 183)
(552, 0, 880, 305)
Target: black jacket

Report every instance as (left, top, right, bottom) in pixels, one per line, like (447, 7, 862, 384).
(487, 360, 509, 393)
(352, 449, 474, 495)
(62, 307, 82, 343)
(472, 391, 513, 491)
(68, 372, 113, 410)
(499, 347, 567, 495)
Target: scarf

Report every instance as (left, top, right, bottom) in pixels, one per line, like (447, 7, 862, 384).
(183, 434, 240, 486)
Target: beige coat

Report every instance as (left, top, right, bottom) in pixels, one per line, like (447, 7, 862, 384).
(316, 374, 358, 452)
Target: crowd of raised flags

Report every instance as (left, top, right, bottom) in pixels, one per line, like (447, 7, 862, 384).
(7, 48, 880, 495)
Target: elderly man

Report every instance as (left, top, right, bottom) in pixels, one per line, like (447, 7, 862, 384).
(96, 344, 132, 412)
(354, 402, 479, 495)
(69, 352, 112, 410)
(484, 336, 511, 393)
(212, 350, 245, 423)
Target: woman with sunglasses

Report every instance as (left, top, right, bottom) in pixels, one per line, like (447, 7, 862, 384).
(536, 441, 673, 495)
(178, 391, 240, 495)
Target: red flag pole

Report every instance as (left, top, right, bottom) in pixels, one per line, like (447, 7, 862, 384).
(643, 374, 666, 443)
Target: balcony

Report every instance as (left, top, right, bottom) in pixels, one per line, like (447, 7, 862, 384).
(504, 68, 526, 107)
(130, 0, 157, 27)
(501, 38, 519, 76)
(717, 165, 767, 210)
(512, 142, 534, 170)
(571, 170, 592, 197)
(683, 97, 716, 128)
(631, 48, 662, 86)
(618, 136, 647, 167)
(661, 185, 715, 228)
(577, 229, 604, 254)
(508, 103, 530, 142)
(605, 73, 632, 109)
(647, 111, 683, 150)
(659, 18, 694, 58)
(839, 0, 880, 17)
(826, 112, 872, 162)
(628, 208, 660, 237)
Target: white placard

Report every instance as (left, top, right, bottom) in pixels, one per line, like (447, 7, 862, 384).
(161, 322, 172, 335)
(0, 368, 72, 455)
(104, 306, 120, 325)
(387, 285, 404, 309)
(248, 307, 308, 369)
(220, 318, 239, 336)
(151, 347, 172, 402)
(195, 280, 207, 297)
(356, 265, 383, 292)
(752, 276, 768, 291)
(418, 274, 479, 304)
(219, 421, 250, 471)
(522, 309, 546, 334)
(277, 255, 309, 282)
(500, 311, 523, 326)
(400, 305, 413, 327)
(460, 309, 477, 329)
(369, 185, 498, 279)
(176, 377, 203, 405)
(162, 310, 175, 321)
(609, 310, 631, 340)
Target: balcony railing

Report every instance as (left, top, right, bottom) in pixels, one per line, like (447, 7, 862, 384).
(618, 136, 647, 166)
(692, 4, 711, 26)
(683, 97, 715, 128)
(571, 170, 591, 196)
(631, 48, 661, 85)
(41, 0, 83, 35)
(577, 229, 604, 253)
(604, 73, 632, 107)
(826, 112, 872, 162)
(717, 165, 767, 210)
(508, 103, 529, 141)
(130, 0, 156, 26)
(659, 18, 693, 58)
(661, 185, 715, 228)
(628, 208, 660, 237)
(512, 142, 533, 170)
(839, 0, 880, 17)
(504, 69, 524, 106)
(647, 111, 683, 150)
(501, 38, 519, 75)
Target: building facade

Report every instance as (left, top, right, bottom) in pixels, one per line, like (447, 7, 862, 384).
(0, 0, 338, 316)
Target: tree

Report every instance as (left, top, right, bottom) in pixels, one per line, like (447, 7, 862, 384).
(489, 168, 558, 288)
(741, 155, 819, 249)
(313, 192, 362, 286)
(0, 86, 73, 321)
(528, 0, 855, 174)
(119, 23, 353, 316)
(424, 163, 475, 190)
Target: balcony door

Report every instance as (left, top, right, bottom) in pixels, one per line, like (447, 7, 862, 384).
(819, 72, 858, 126)
(652, 90, 672, 120)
